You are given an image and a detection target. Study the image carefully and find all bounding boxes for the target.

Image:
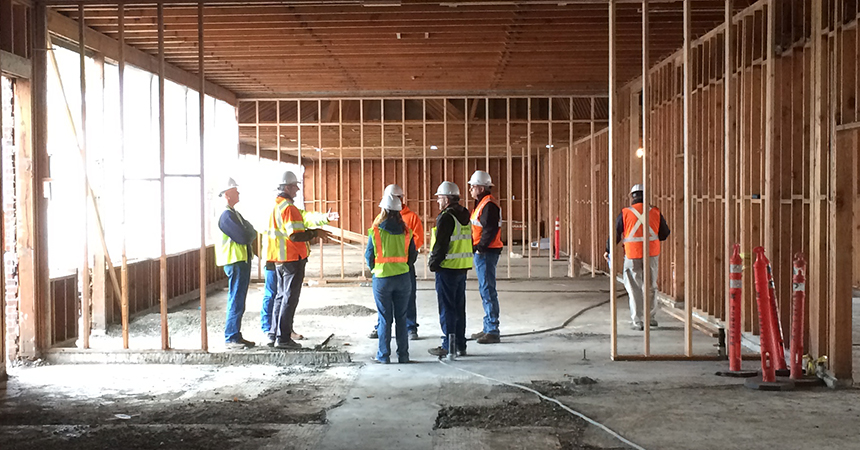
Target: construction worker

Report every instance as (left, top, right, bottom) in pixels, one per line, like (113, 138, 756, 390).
(366, 193, 418, 364)
(215, 178, 258, 350)
(467, 170, 503, 344)
(369, 183, 424, 341)
(604, 184, 671, 331)
(427, 181, 472, 358)
(267, 171, 339, 349)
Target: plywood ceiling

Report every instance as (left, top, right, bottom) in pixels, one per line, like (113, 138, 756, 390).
(52, 0, 753, 98)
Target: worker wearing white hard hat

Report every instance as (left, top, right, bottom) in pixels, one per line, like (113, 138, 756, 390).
(604, 184, 671, 331)
(369, 184, 425, 341)
(266, 170, 340, 349)
(366, 193, 417, 364)
(468, 170, 503, 344)
(215, 177, 258, 350)
(428, 181, 472, 358)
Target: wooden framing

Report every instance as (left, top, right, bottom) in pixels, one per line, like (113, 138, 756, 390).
(78, 2, 90, 349)
(157, 2, 169, 350)
(197, 1, 207, 351)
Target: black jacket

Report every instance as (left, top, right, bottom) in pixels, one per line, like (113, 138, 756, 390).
(429, 202, 471, 272)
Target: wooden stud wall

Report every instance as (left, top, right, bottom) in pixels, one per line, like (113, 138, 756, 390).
(551, 0, 858, 378)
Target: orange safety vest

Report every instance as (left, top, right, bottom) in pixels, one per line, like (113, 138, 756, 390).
(400, 205, 425, 249)
(470, 195, 503, 249)
(621, 203, 661, 259)
(266, 197, 310, 263)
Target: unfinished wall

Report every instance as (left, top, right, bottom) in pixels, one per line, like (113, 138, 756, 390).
(547, 0, 858, 377)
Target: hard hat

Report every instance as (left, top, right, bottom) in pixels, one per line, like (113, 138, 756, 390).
(630, 184, 644, 194)
(435, 181, 460, 197)
(279, 171, 300, 187)
(383, 183, 404, 198)
(219, 177, 239, 197)
(468, 170, 493, 187)
(378, 193, 402, 211)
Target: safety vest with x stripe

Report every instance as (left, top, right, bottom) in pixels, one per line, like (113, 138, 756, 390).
(621, 203, 662, 259)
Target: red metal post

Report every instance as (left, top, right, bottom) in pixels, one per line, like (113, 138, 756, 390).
(790, 253, 806, 380)
(554, 217, 560, 260)
(753, 247, 776, 382)
(729, 244, 743, 372)
(763, 253, 788, 372)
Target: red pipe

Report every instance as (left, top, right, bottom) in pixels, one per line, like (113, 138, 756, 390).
(763, 253, 788, 372)
(728, 244, 743, 372)
(753, 247, 776, 383)
(790, 253, 806, 380)
(554, 217, 560, 260)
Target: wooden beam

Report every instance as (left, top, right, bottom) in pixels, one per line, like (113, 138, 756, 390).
(682, 0, 692, 356)
(0, 49, 30, 78)
(79, 2, 90, 349)
(830, 129, 855, 380)
(608, 0, 618, 359)
(506, 97, 512, 279)
(590, 97, 597, 278)
(808, 0, 825, 359)
(158, 3, 169, 350)
(47, 10, 236, 105)
(641, 0, 651, 354)
(197, 1, 208, 352)
(722, 0, 734, 353)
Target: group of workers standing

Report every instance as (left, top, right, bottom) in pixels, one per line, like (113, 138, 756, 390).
(214, 169, 505, 361)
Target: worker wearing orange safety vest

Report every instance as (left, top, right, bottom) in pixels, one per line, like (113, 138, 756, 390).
(467, 170, 504, 344)
(369, 184, 424, 341)
(366, 193, 418, 364)
(604, 184, 670, 331)
(267, 170, 339, 349)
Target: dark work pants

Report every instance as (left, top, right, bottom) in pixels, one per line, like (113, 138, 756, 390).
(271, 258, 307, 343)
(435, 268, 467, 353)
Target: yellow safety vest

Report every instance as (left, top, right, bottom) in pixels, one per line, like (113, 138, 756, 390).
(431, 210, 473, 270)
(368, 226, 413, 278)
(215, 206, 250, 267)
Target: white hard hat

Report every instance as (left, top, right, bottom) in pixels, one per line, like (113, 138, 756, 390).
(383, 183, 404, 198)
(435, 181, 460, 197)
(630, 184, 643, 194)
(468, 170, 493, 187)
(378, 193, 402, 211)
(219, 177, 239, 197)
(279, 171, 300, 187)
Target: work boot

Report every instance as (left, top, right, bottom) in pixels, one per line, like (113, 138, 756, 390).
(470, 331, 486, 340)
(238, 337, 256, 348)
(630, 322, 644, 331)
(291, 332, 305, 341)
(275, 339, 302, 350)
(225, 341, 250, 350)
(476, 333, 500, 344)
(368, 329, 379, 339)
(649, 319, 658, 328)
(408, 330, 419, 341)
(427, 346, 448, 358)
(456, 349, 467, 357)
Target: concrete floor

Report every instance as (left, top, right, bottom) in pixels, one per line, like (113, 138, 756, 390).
(2, 248, 860, 449)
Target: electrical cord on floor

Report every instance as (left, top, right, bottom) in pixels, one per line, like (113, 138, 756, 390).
(438, 359, 647, 450)
(475, 292, 625, 340)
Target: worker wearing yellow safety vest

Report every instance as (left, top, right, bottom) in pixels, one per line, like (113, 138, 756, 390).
(467, 170, 504, 345)
(366, 193, 418, 364)
(215, 177, 258, 350)
(267, 170, 339, 349)
(604, 184, 671, 331)
(427, 181, 472, 358)
(369, 183, 424, 341)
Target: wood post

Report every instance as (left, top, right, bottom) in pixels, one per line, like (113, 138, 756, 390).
(197, 2, 208, 352)
(79, 3, 90, 349)
(641, 0, 652, 354)
(682, 0, 693, 356)
(157, 3, 169, 350)
(723, 0, 735, 348)
(608, 0, 618, 359)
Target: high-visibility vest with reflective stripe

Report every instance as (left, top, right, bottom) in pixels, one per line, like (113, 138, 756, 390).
(470, 195, 503, 249)
(215, 206, 250, 267)
(621, 203, 661, 259)
(431, 210, 473, 270)
(368, 226, 413, 278)
(267, 197, 309, 263)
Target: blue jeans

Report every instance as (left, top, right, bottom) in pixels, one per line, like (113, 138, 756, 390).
(435, 269, 467, 353)
(474, 252, 501, 335)
(261, 267, 277, 334)
(373, 273, 411, 363)
(376, 265, 418, 333)
(272, 259, 306, 343)
(223, 260, 251, 343)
